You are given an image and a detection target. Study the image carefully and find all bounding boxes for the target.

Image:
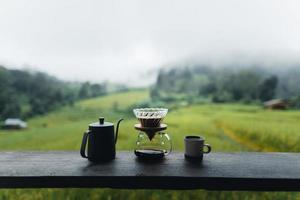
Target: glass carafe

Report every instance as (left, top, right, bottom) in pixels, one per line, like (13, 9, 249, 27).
(134, 124, 172, 159)
(133, 108, 172, 159)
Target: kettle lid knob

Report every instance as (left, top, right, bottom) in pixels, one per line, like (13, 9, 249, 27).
(99, 117, 105, 125)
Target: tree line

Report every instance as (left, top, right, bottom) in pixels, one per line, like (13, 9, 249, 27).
(151, 65, 300, 107)
(0, 66, 107, 120)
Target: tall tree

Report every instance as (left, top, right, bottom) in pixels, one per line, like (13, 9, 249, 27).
(259, 76, 278, 101)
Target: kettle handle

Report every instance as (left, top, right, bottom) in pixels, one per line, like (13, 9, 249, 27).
(80, 130, 91, 158)
(115, 118, 124, 144)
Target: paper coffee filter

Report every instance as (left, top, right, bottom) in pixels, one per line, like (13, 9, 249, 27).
(133, 108, 168, 140)
(133, 108, 168, 120)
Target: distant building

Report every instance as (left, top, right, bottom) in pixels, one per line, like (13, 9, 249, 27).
(263, 99, 288, 110)
(3, 118, 27, 129)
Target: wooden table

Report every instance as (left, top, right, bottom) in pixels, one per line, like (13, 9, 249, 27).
(0, 151, 300, 191)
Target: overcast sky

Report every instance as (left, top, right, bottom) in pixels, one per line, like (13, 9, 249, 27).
(0, 0, 300, 86)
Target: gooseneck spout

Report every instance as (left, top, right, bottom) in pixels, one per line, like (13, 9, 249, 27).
(115, 118, 124, 144)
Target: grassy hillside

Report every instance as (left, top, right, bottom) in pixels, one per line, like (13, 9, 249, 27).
(0, 90, 149, 150)
(0, 89, 300, 199)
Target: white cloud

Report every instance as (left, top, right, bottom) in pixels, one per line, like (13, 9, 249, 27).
(0, 0, 300, 85)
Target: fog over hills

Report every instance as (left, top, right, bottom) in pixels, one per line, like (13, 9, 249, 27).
(0, 0, 299, 86)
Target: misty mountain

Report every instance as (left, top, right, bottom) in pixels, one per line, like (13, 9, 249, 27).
(151, 63, 300, 105)
(0, 66, 107, 120)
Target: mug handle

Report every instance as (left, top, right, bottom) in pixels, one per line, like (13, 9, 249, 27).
(80, 130, 91, 158)
(203, 144, 211, 154)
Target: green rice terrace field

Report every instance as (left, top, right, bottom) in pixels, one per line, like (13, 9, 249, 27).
(1, 90, 300, 200)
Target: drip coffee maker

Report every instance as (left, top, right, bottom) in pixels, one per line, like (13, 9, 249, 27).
(133, 108, 172, 159)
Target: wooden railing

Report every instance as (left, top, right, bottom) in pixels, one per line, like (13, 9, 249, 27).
(0, 151, 299, 191)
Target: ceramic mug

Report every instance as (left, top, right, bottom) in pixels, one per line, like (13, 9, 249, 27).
(184, 136, 211, 160)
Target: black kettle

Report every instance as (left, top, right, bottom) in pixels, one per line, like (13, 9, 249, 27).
(80, 117, 123, 162)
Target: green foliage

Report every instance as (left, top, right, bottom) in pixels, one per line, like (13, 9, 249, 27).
(225, 69, 262, 101)
(0, 66, 22, 118)
(293, 96, 300, 108)
(276, 68, 300, 99)
(151, 65, 299, 105)
(0, 66, 107, 120)
(212, 91, 233, 103)
(259, 76, 278, 101)
(78, 82, 106, 99)
(0, 189, 296, 200)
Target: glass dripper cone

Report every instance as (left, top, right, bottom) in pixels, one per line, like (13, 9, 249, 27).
(133, 108, 168, 140)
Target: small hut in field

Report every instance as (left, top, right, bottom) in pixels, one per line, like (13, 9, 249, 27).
(3, 118, 27, 129)
(263, 99, 288, 110)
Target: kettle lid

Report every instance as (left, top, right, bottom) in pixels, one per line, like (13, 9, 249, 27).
(89, 117, 113, 128)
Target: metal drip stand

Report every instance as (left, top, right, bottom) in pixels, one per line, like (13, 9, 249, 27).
(134, 124, 167, 140)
